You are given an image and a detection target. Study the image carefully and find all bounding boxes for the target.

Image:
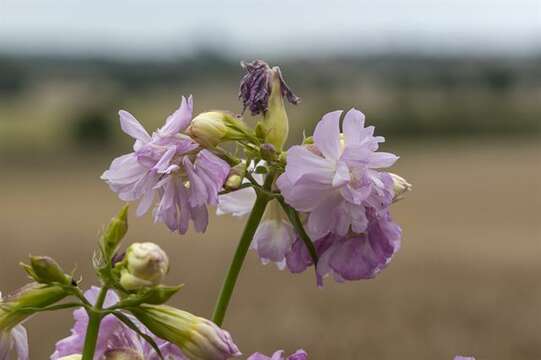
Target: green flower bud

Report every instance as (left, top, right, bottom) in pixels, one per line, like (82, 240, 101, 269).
(22, 256, 70, 285)
(100, 205, 129, 260)
(188, 111, 251, 147)
(0, 283, 68, 329)
(119, 243, 169, 291)
(260, 143, 278, 162)
(129, 305, 241, 360)
(223, 162, 247, 190)
(389, 173, 412, 201)
(225, 174, 242, 190)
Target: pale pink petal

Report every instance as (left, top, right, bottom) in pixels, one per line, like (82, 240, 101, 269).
(367, 152, 399, 169)
(332, 160, 350, 187)
(277, 174, 332, 212)
(342, 108, 365, 146)
(217, 187, 256, 216)
(313, 110, 342, 161)
(119, 110, 151, 143)
(190, 205, 208, 233)
(283, 146, 334, 184)
(158, 96, 193, 137)
(306, 192, 343, 238)
(136, 186, 155, 216)
(152, 146, 177, 173)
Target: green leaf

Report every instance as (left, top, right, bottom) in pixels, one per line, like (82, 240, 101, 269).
(112, 285, 183, 308)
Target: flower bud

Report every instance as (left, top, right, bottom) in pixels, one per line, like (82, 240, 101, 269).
(100, 205, 129, 260)
(259, 143, 278, 162)
(0, 283, 68, 330)
(130, 304, 241, 360)
(389, 173, 412, 201)
(224, 162, 246, 190)
(119, 242, 169, 291)
(188, 111, 251, 147)
(225, 175, 242, 190)
(22, 256, 70, 285)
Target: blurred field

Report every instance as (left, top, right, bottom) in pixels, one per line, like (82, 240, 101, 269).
(0, 137, 539, 359)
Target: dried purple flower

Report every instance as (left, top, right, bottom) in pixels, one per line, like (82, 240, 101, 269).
(239, 60, 300, 116)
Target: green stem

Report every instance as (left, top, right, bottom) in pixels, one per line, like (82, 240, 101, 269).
(211, 179, 273, 326)
(277, 198, 319, 266)
(81, 286, 108, 360)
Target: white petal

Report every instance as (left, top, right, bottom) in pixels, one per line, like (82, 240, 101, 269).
(217, 187, 257, 216)
(11, 325, 29, 360)
(284, 146, 334, 185)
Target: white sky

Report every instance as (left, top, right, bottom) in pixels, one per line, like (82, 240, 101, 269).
(1, 0, 540, 58)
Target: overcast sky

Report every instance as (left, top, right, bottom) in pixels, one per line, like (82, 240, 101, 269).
(1, 0, 540, 58)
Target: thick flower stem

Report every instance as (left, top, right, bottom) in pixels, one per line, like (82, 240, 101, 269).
(81, 286, 108, 360)
(212, 190, 270, 326)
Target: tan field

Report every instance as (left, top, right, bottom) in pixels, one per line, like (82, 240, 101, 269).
(0, 138, 540, 359)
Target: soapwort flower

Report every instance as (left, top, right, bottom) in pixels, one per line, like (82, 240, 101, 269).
(101, 96, 230, 234)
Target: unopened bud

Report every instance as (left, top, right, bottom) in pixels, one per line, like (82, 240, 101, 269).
(0, 283, 68, 330)
(224, 162, 247, 190)
(389, 173, 412, 201)
(225, 174, 242, 190)
(100, 205, 129, 260)
(189, 111, 251, 147)
(260, 143, 278, 162)
(22, 256, 70, 285)
(119, 242, 169, 291)
(130, 305, 241, 360)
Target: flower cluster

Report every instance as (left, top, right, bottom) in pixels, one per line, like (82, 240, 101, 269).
(101, 96, 230, 234)
(218, 107, 408, 285)
(1, 59, 421, 359)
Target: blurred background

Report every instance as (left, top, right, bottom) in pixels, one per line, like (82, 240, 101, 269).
(0, 0, 540, 358)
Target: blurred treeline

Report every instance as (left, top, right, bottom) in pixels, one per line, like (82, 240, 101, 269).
(0, 52, 539, 159)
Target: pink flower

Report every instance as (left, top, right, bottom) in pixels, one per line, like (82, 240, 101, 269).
(102, 96, 230, 234)
(276, 108, 398, 239)
(217, 169, 296, 269)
